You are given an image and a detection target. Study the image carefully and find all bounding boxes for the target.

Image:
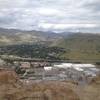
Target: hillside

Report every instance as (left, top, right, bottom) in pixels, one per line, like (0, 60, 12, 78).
(0, 28, 63, 45)
(0, 69, 100, 100)
(0, 28, 100, 62)
(75, 75, 100, 100)
(0, 69, 79, 100)
(56, 33, 100, 62)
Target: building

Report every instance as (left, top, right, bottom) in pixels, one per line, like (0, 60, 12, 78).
(20, 62, 31, 69)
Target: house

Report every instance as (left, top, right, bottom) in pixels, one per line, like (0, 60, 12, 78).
(20, 62, 31, 69)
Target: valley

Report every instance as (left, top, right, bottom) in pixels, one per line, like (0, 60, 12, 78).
(0, 28, 100, 100)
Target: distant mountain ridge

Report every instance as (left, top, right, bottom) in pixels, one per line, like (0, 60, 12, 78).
(0, 28, 63, 45)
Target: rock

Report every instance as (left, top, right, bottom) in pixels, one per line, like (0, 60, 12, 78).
(0, 69, 80, 100)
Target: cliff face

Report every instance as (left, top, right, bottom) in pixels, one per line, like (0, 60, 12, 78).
(0, 69, 79, 100)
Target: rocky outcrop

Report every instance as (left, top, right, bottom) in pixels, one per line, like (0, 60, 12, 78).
(0, 69, 79, 100)
(0, 69, 19, 84)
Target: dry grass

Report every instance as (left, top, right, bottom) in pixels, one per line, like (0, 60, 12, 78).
(0, 69, 99, 100)
(0, 69, 79, 100)
(74, 76, 100, 100)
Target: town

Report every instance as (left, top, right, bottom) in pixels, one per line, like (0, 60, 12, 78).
(0, 56, 99, 85)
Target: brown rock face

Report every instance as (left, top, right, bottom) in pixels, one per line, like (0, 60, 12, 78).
(0, 69, 79, 100)
(0, 69, 19, 84)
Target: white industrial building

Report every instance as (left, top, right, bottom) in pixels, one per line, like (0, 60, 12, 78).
(53, 63, 99, 77)
(54, 63, 73, 69)
(44, 66, 52, 71)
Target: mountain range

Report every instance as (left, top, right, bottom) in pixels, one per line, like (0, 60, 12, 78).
(0, 28, 63, 45)
(0, 28, 100, 62)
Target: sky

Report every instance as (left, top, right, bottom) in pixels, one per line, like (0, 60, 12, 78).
(0, 0, 100, 33)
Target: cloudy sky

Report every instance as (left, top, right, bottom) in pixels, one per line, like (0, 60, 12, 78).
(0, 0, 100, 33)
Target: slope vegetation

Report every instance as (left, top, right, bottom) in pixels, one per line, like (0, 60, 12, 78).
(57, 33, 100, 62)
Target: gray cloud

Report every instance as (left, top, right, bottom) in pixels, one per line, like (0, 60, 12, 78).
(0, 0, 100, 33)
